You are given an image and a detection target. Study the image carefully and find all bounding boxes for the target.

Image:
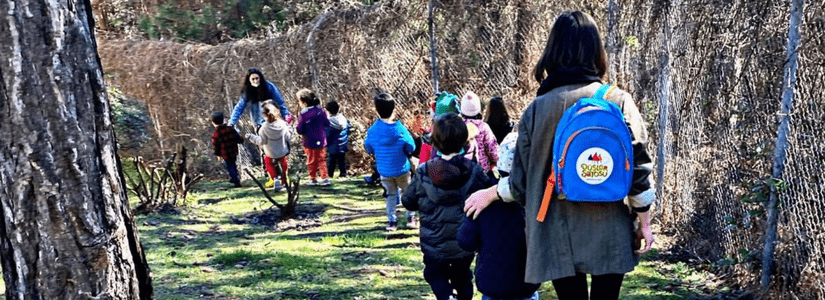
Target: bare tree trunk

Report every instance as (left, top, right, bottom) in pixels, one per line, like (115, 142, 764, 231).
(0, 0, 153, 298)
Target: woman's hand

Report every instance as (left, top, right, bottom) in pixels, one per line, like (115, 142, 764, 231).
(464, 185, 500, 220)
(635, 211, 655, 254)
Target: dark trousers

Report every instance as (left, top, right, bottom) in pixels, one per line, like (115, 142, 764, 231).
(327, 152, 347, 178)
(551, 273, 624, 300)
(423, 256, 475, 300)
(224, 158, 239, 183)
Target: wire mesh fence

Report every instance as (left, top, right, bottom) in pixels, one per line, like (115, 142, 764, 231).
(98, 0, 825, 297)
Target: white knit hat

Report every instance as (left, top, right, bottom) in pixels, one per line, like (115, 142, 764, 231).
(460, 91, 481, 117)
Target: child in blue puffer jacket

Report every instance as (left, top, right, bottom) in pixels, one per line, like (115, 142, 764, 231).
(364, 91, 417, 231)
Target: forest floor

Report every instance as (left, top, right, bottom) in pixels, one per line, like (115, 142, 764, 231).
(0, 173, 754, 300)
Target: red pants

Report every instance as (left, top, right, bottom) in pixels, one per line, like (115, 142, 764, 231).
(304, 147, 328, 180)
(264, 156, 288, 185)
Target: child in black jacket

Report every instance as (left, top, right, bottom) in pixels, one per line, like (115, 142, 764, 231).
(458, 131, 540, 300)
(402, 113, 493, 300)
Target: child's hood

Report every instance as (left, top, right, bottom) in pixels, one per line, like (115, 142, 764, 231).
(300, 105, 325, 120)
(262, 120, 288, 138)
(425, 157, 473, 195)
(329, 114, 348, 130)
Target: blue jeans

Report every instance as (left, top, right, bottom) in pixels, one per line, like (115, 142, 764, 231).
(482, 291, 539, 300)
(381, 172, 414, 223)
(224, 158, 239, 182)
(248, 101, 265, 126)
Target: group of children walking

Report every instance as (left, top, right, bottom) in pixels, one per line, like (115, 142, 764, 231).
(362, 89, 536, 300)
(213, 81, 536, 300)
(208, 9, 655, 300)
(211, 88, 351, 190)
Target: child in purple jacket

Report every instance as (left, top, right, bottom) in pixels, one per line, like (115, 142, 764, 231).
(295, 88, 331, 186)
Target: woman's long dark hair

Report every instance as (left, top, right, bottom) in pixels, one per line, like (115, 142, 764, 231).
(241, 68, 268, 103)
(533, 11, 608, 83)
(484, 96, 510, 126)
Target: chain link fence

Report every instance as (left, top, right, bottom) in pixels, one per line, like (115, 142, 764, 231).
(98, 0, 824, 297)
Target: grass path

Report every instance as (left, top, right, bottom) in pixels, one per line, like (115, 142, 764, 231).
(0, 175, 733, 299)
(133, 176, 737, 300)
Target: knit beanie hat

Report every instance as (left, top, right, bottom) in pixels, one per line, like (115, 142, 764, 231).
(460, 91, 481, 117)
(434, 92, 460, 116)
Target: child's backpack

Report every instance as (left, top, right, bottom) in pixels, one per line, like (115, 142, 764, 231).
(537, 85, 634, 222)
(463, 122, 480, 162)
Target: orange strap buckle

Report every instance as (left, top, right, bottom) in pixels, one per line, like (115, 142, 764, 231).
(537, 169, 555, 222)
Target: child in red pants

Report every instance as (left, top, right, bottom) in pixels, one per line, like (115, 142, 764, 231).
(246, 101, 292, 191)
(295, 88, 331, 186)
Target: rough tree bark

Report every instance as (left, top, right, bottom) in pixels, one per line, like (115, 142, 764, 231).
(0, 0, 153, 298)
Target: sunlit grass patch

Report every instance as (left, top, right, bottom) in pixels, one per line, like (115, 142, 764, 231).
(118, 173, 729, 300)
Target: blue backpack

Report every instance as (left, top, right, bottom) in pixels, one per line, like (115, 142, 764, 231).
(537, 85, 634, 222)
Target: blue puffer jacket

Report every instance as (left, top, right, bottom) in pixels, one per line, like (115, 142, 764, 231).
(364, 120, 415, 177)
(325, 114, 349, 154)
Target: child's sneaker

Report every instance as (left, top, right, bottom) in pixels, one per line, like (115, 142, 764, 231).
(306, 179, 319, 186)
(407, 216, 419, 229)
(320, 178, 331, 186)
(273, 181, 285, 192)
(265, 178, 275, 188)
(385, 221, 398, 231)
(363, 176, 375, 185)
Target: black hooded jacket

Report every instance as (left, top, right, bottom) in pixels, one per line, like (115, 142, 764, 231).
(402, 155, 493, 259)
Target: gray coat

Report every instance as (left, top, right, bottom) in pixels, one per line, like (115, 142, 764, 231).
(247, 119, 291, 159)
(509, 82, 650, 283)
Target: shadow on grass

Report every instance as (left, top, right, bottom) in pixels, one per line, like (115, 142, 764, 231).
(156, 250, 431, 300)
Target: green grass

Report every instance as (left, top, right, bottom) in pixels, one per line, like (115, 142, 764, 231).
(0, 174, 722, 299)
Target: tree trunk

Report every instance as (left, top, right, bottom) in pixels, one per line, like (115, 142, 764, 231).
(0, 0, 153, 298)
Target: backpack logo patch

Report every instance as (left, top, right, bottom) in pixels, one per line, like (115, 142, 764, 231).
(576, 147, 614, 184)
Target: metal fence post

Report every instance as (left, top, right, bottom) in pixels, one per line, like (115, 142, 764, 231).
(655, 4, 672, 204)
(761, 0, 803, 290)
(428, 0, 439, 95)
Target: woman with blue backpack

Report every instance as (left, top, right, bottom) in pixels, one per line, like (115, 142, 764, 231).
(463, 10, 655, 300)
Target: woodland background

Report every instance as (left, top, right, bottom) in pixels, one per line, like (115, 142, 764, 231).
(89, 0, 823, 298)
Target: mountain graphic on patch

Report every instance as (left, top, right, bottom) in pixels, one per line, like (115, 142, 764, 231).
(588, 153, 603, 162)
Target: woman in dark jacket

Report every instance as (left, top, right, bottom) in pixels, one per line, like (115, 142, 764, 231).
(463, 11, 656, 300)
(483, 96, 514, 144)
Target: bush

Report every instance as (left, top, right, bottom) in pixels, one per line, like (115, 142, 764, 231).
(135, 0, 293, 43)
(109, 86, 152, 157)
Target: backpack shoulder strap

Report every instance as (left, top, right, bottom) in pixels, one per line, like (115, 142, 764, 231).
(593, 84, 616, 100)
